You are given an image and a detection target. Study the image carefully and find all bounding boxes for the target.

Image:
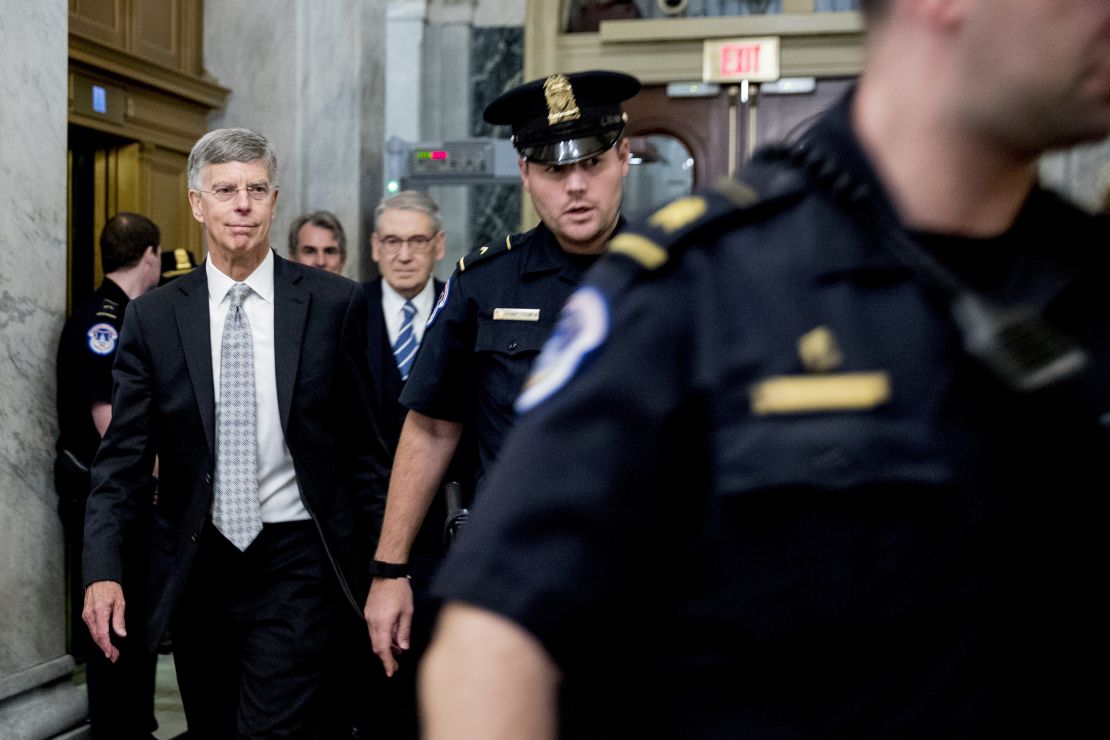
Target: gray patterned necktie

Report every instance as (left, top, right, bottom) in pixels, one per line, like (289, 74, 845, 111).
(212, 283, 262, 551)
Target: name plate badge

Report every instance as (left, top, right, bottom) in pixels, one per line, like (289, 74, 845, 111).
(493, 308, 540, 322)
(750, 372, 891, 415)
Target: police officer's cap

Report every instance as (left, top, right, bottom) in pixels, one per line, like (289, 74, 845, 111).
(160, 247, 198, 285)
(484, 70, 641, 166)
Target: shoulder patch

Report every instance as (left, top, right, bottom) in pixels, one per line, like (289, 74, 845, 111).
(87, 322, 119, 356)
(608, 166, 801, 271)
(427, 277, 451, 328)
(515, 286, 609, 414)
(457, 234, 514, 273)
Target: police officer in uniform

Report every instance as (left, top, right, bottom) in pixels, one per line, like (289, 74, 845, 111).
(421, 1, 1110, 738)
(365, 70, 640, 682)
(55, 212, 162, 739)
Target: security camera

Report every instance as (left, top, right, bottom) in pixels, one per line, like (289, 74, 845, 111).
(658, 0, 689, 17)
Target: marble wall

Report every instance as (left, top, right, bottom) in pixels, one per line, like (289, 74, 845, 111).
(205, 0, 386, 281)
(0, 1, 89, 738)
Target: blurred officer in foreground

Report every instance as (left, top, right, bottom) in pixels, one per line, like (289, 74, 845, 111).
(288, 209, 347, 274)
(55, 212, 162, 739)
(422, 1, 1110, 738)
(365, 70, 640, 683)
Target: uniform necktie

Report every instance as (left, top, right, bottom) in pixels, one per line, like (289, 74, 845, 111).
(212, 283, 262, 551)
(392, 300, 418, 381)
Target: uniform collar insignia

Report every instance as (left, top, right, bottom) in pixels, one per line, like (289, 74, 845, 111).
(649, 196, 708, 234)
(798, 326, 843, 372)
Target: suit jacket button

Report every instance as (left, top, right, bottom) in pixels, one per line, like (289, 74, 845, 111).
(507, 340, 518, 351)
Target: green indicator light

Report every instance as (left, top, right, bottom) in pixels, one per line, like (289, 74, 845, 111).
(387, 180, 400, 193)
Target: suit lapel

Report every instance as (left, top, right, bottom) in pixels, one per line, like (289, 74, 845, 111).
(365, 279, 389, 405)
(173, 267, 216, 457)
(273, 255, 309, 434)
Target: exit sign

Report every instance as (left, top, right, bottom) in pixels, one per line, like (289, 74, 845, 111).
(702, 37, 780, 83)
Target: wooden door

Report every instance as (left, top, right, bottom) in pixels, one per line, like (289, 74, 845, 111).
(617, 77, 855, 217)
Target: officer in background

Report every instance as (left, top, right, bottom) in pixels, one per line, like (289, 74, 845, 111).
(365, 70, 640, 681)
(288, 209, 347, 274)
(422, 1, 1110, 738)
(55, 212, 162, 739)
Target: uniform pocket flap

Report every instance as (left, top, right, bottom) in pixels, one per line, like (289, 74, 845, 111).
(475, 318, 552, 356)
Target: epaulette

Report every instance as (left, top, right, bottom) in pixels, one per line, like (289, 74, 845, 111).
(457, 233, 518, 272)
(94, 297, 120, 320)
(608, 152, 808, 272)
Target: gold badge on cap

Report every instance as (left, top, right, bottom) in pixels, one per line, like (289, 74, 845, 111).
(173, 248, 191, 270)
(544, 74, 581, 126)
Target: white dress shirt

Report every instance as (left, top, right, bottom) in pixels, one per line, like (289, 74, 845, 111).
(207, 251, 308, 523)
(381, 278, 437, 347)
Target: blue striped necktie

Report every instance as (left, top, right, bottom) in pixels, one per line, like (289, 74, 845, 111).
(392, 300, 418, 381)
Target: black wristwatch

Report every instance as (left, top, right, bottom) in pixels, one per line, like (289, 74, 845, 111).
(368, 559, 410, 579)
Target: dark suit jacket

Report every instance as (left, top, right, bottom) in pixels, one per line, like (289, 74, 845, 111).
(361, 277, 444, 452)
(84, 253, 390, 653)
(361, 277, 452, 566)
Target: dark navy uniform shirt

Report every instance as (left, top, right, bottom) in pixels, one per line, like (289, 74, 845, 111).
(56, 278, 130, 468)
(433, 95, 1110, 738)
(400, 219, 622, 490)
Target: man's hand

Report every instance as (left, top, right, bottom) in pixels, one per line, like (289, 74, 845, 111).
(82, 580, 127, 663)
(364, 576, 414, 677)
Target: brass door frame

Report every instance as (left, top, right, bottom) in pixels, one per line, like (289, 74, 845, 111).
(519, 2, 865, 229)
(526, 3, 865, 86)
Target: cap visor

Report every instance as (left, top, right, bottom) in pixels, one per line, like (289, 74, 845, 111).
(520, 131, 621, 165)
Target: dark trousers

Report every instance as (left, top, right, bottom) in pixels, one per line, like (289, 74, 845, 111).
(172, 521, 345, 740)
(363, 562, 442, 740)
(56, 457, 157, 739)
(86, 631, 158, 739)
(80, 525, 158, 740)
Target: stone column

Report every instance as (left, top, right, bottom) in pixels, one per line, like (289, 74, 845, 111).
(386, 1, 429, 149)
(0, 1, 89, 738)
(204, 0, 386, 280)
(421, 0, 478, 276)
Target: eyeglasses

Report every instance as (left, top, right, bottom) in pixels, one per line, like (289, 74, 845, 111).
(377, 233, 438, 253)
(195, 184, 278, 201)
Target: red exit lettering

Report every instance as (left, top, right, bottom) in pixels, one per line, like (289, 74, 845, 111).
(719, 44, 762, 77)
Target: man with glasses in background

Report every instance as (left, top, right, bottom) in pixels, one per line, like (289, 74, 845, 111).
(364, 71, 640, 698)
(82, 127, 389, 738)
(345, 190, 447, 738)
